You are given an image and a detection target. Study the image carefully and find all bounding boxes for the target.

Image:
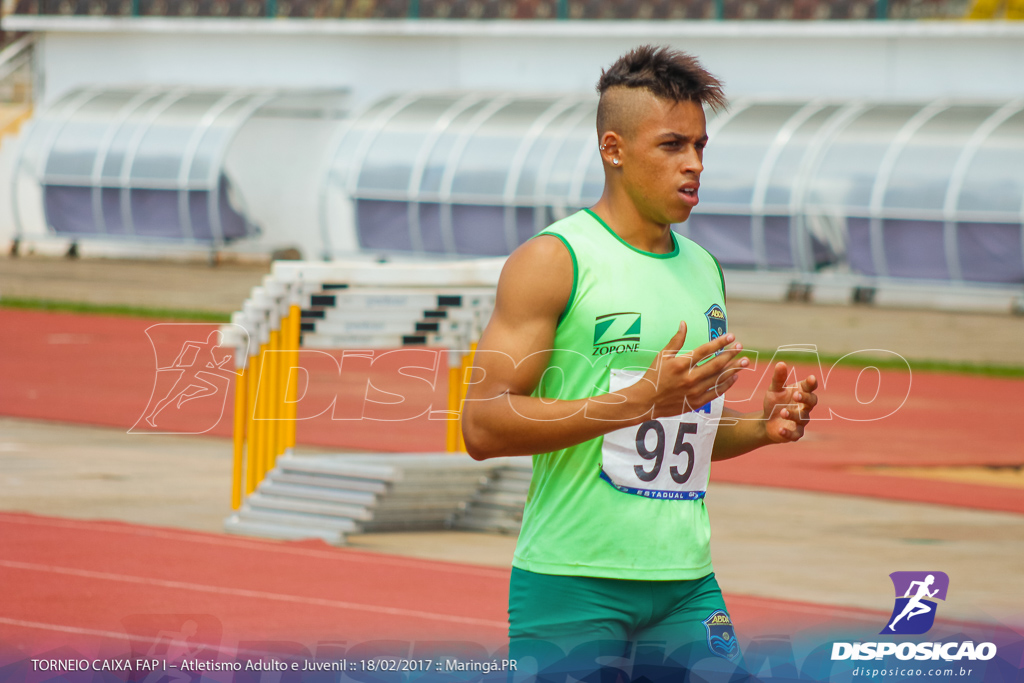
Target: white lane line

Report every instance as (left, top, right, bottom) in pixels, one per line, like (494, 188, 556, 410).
(0, 514, 509, 579)
(0, 617, 301, 658)
(729, 594, 884, 622)
(0, 560, 508, 630)
(730, 594, 1003, 632)
(0, 616, 171, 644)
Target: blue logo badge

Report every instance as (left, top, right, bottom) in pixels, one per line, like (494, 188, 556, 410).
(882, 571, 949, 635)
(703, 609, 740, 661)
(705, 304, 727, 342)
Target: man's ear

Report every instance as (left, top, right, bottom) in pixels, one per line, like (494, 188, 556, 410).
(599, 131, 623, 168)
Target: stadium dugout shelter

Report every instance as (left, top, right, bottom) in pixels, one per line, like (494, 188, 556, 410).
(8, 86, 348, 257)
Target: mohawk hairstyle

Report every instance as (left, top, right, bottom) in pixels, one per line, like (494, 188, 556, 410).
(596, 45, 727, 134)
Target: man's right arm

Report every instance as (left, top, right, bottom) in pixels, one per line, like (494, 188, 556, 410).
(460, 235, 746, 460)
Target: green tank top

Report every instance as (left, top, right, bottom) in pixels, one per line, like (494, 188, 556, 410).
(511, 209, 728, 581)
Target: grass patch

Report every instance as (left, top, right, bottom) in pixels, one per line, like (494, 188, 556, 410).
(0, 297, 231, 323)
(738, 349, 1024, 379)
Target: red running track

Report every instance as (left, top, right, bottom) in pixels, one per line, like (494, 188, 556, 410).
(0, 511, 905, 661)
(711, 352, 1024, 514)
(0, 309, 448, 451)
(2, 309, 1022, 513)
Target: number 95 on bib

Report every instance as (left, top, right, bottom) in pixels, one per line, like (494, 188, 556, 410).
(600, 369, 724, 500)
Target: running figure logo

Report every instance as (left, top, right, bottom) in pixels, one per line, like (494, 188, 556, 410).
(132, 324, 247, 435)
(882, 571, 949, 635)
(121, 613, 222, 682)
(144, 330, 233, 427)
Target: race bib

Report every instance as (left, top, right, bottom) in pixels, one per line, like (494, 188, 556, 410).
(600, 369, 724, 500)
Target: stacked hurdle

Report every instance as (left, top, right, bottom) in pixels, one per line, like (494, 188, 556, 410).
(222, 277, 303, 510)
(298, 285, 496, 452)
(221, 258, 533, 543)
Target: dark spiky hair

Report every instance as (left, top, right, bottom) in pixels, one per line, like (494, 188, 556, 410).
(596, 45, 726, 135)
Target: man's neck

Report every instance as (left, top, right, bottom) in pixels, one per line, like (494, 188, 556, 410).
(589, 192, 674, 255)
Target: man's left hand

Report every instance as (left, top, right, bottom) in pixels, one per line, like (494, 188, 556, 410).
(762, 362, 818, 443)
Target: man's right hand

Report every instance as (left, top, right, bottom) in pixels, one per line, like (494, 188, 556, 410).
(624, 321, 748, 420)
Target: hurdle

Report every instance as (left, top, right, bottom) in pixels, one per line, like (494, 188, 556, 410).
(221, 258, 532, 543)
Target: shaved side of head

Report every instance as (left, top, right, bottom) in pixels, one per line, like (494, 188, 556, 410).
(596, 86, 661, 140)
(596, 45, 726, 140)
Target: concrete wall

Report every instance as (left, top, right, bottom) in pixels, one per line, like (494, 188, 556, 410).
(8, 17, 1024, 107)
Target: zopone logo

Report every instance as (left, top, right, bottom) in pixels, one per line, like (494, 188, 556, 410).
(592, 312, 641, 356)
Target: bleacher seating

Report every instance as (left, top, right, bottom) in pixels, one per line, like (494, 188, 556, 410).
(137, 0, 264, 16)
(5, 0, 996, 19)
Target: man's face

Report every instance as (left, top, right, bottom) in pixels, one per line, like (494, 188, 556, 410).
(619, 96, 707, 226)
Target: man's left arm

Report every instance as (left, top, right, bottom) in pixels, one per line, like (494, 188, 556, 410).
(711, 361, 818, 461)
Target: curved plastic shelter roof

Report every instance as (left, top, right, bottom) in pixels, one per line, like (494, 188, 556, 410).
(323, 94, 1024, 285)
(11, 87, 285, 246)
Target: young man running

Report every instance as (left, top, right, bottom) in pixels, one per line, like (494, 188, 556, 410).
(461, 45, 819, 676)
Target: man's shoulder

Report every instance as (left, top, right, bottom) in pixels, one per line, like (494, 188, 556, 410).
(512, 228, 575, 267)
(675, 232, 727, 298)
(518, 210, 596, 275)
(537, 210, 595, 239)
(496, 227, 575, 322)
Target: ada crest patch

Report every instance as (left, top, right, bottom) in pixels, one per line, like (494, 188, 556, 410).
(705, 304, 727, 342)
(703, 609, 740, 661)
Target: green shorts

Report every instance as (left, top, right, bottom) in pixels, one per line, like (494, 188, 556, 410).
(507, 568, 742, 680)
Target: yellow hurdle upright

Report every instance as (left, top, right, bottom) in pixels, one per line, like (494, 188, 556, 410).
(456, 343, 478, 453)
(446, 351, 462, 452)
(231, 363, 247, 510)
(285, 304, 302, 455)
(274, 313, 290, 462)
(265, 328, 281, 473)
(254, 344, 270, 485)
(245, 348, 261, 495)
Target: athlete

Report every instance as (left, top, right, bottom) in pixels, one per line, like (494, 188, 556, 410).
(461, 46, 818, 675)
